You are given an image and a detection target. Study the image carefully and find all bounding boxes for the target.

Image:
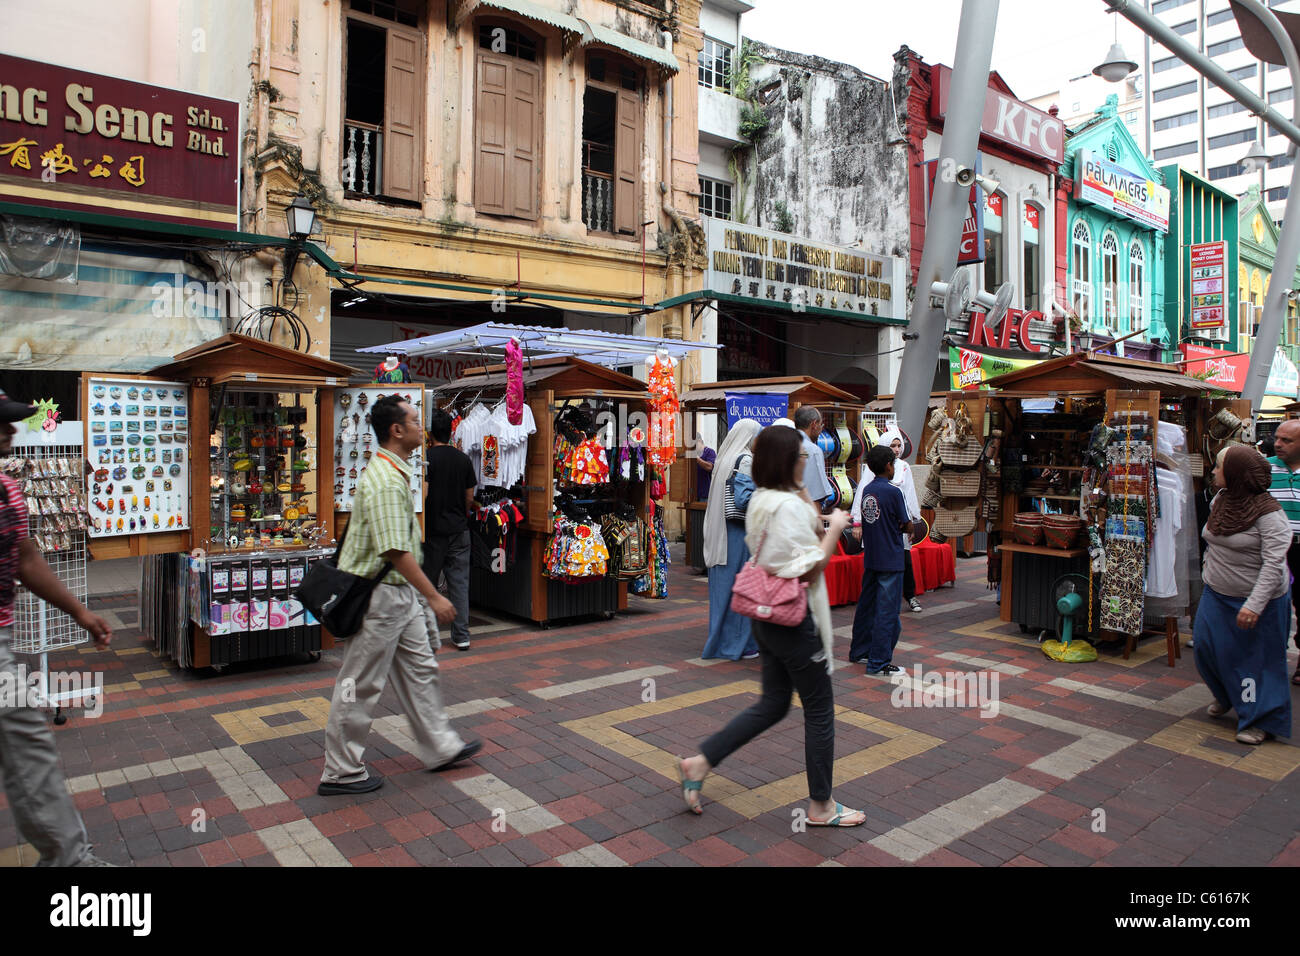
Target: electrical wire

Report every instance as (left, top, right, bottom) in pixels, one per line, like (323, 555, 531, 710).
(726, 313, 910, 357)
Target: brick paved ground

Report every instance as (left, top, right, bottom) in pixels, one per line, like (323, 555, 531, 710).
(2, 552, 1297, 867)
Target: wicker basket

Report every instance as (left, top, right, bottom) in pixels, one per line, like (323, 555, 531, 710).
(936, 438, 982, 467)
(983, 497, 1000, 520)
(933, 502, 978, 537)
(1043, 515, 1085, 550)
(1012, 511, 1044, 546)
(920, 485, 942, 509)
(939, 470, 983, 497)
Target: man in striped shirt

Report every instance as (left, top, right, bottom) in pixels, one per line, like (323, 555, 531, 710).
(319, 395, 481, 795)
(1266, 418, 1300, 685)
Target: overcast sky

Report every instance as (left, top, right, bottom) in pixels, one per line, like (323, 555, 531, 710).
(741, 0, 1300, 101)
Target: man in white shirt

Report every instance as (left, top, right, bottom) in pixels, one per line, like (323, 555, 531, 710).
(793, 406, 833, 509)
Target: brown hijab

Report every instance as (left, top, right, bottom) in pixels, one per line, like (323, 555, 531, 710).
(1206, 445, 1282, 536)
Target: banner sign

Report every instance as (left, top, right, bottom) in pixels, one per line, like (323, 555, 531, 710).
(1268, 347, 1300, 398)
(1076, 149, 1169, 233)
(1178, 343, 1298, 397)
(924, 158, 984, 265)
(930, 65, 1066, 164)
(1190, 242, 1227, 329)
(0, 53, 239, 229)
(704, 219, 900, 316)
(725, 392, 789, 428)
(949, 344, 1047, 390)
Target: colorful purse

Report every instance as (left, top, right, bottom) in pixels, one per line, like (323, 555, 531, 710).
(730, 503, 809, 627)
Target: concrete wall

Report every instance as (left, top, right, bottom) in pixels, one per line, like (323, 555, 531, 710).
(699, 4, 741, 46)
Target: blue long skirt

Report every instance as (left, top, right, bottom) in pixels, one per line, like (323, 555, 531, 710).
(702, 521, 758, 660)
(1193, 587, 1292, 738)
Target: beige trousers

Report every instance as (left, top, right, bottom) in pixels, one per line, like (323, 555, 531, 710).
(320, 583, 465, 784)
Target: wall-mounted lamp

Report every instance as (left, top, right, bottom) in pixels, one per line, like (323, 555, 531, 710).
(282, 192, 319, 281)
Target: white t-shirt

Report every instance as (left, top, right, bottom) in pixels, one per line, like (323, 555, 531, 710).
(1146, 467, 1183, 598)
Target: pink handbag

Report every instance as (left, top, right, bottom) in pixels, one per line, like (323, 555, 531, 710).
(730, 513, 809, 627)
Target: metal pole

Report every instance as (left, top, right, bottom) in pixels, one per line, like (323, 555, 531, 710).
(894, 0, 1000, 461)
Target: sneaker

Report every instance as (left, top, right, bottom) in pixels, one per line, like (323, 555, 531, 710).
(908, 598, 923, 613)
(866, 663, 903, 676)
(452, 635, 471, 651)
(317, 772, 384, 796)
(741, 651, 760, 660)
(431, 739, 482, 771)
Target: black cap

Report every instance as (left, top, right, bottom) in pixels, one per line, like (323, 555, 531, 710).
(0, 389, 37, 423)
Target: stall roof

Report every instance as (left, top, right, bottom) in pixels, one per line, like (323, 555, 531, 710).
(150, 333, 357, 384)
(430, 355, 646, 395)
(980, 353, 1213, 396)
(358, 322, 718, 369)
(682, 376, 860, 408)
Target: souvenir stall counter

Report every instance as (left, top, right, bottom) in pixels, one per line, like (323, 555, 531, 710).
(432, 356, 663, 628)
(941, 353, 1244, 664)
(673, 376, 866, 575)
(91, 334, 358, 670)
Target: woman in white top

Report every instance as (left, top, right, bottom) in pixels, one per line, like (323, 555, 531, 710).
(675, 426, 865, 827)
(855, 427, 922, 612)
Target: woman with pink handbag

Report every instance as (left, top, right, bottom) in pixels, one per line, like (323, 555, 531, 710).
(675, 426, 866, 827)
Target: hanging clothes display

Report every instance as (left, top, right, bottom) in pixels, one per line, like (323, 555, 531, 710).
(543, 512, 610, 581)
(600, 509, 650, 580)
(452, 401, 536, 491)
(505, 337, 524, 426)
(647, 352, 679, 467)
(631, 500, 669, 598)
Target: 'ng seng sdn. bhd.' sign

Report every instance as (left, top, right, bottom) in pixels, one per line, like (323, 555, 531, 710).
(0, 53, 239, 229)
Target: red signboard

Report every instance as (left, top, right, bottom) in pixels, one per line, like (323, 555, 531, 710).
(0, 53, 239, 229)
(924, 159, 984, 265)
(930, 65, 1065, 164)
(966, 307, 1044, 354)
(1189, 241, 1227, 329)
(1180, 343, 1247, 391)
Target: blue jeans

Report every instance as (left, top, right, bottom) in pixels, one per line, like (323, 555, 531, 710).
(849, 569, 903, 670)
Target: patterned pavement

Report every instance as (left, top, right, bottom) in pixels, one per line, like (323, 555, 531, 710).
(2, 552, 1297, 867)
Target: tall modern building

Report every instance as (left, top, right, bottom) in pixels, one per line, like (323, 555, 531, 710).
(1145, 0, 1297, 224)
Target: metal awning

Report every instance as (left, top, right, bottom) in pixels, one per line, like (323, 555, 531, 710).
(357, 321, 718, 369)
(453, 0, 583, 34)
(578, 19, 680, 74)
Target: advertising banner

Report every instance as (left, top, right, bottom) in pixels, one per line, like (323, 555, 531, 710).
(0, 53, 239, 229)
(924, 158, 984, 265)
(1076, 149, 1169, 233)
(1190, 242, 1227, 329)
(949, 344, 1047, 390)
(725, 392, 789, 428)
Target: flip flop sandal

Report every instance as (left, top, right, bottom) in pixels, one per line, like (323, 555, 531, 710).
(1235, 727, 1271, 745)
(675, 756, 702, 815)
(807, 803, 866, 827)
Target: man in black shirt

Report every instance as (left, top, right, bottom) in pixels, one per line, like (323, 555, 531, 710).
(423, 408, 477, 650)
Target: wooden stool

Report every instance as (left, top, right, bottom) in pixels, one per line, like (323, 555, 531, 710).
(1123, 616, 1182, 667)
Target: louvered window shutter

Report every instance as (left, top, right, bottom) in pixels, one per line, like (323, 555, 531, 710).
(614, 89, 641, 235)
(509, 61, 541, 220)
(382, 26, 423, 201)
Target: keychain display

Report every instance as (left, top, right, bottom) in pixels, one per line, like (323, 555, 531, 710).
(332, 386, 424, 513)
(0, 456, 92, 550)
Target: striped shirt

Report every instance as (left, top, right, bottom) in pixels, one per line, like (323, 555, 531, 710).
(0, 475, 28, 628)
(338, 450, 420, 585)
(1266, 455, 1300, 535)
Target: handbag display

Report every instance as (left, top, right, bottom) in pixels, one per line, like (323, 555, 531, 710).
(730, 503, 809, 626)
(724, 454, 755, 521)
(293, 516, 393, 638)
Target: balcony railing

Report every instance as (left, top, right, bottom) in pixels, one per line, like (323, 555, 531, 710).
(582, 170, 613, 233)
(343, 120, 383, 197)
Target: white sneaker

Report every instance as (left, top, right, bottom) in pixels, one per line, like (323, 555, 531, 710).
(908, 598, 923, 613)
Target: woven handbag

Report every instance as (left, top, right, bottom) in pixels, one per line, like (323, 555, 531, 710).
(933, 502, 977, 537)
(939, 470, 982, 497)
(936, 438, 981, 467)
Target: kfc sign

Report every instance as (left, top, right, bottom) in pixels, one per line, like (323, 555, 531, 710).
(924, 159, 984, 265)
(931, 65, 1065, 164)
(966, 307, 1045, 354)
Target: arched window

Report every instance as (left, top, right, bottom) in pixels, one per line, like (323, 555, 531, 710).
(984, 191, 1006, 292)
(1102, 231, 1120, 332)
(1129, 240, 1145, 331)
(1071, 219, 1092, 323)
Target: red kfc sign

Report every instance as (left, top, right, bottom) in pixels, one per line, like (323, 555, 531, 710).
(924, 159, 984, 265)
(931, 65, 1065, 165)
(967, 307, 1044, 353)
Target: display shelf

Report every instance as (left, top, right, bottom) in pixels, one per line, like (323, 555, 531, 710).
(331, 384, 424, 514)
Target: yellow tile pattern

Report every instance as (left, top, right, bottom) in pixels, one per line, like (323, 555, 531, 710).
(102, 681, 141, 693)
(562, 680, 943, 819)
(114, 647, 150, 656)
(950, 617, 1175, 668)
(1144, 718, 1300, 782)
(0, 843, 37, 867)
(134, 669, 171, 681)
(211, 697, 333, 745)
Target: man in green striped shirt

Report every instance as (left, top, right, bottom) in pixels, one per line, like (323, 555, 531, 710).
(319, 395, 481, 795)
(1266, 418, 1300, 686)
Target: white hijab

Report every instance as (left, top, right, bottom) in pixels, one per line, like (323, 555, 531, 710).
(703, 418, 762, 567)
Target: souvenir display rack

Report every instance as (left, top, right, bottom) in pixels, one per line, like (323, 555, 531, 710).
(122, 335, 357, 669)
(675, 376, 866, 571)
(331, 384, 425, 516)
(433, 357, 654, 626)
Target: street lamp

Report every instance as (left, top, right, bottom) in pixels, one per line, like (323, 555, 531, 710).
(1241, 139, 1274, 172)
(285, 192, 318, 241)
(1094, 41, 1138, 82)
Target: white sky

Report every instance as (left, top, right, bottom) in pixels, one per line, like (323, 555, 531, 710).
(740, 0, 1300, 102)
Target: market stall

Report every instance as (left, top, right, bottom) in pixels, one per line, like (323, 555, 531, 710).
(93, 334, 363, 670)
(937, 353, 1245, 664)
(673, 376, 866, 573)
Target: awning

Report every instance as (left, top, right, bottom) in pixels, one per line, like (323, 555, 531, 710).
(578, 19, 679, 74)
(453, 0, 583, 34)
(358, 321, 718, 369)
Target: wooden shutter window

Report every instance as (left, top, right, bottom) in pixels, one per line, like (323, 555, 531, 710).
(509, 61, 541, 220)
(475, 52, 510, 215)
(614, 88, 641, 235)
(383, 26, 423, 202)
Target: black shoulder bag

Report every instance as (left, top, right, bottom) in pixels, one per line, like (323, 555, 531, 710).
(294, 513, 393, 638)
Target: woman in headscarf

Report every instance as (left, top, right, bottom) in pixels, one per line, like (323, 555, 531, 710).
(701, 418, 763, 660)
(855, 426, 923, 612)
(1195, 445, 1292, 745)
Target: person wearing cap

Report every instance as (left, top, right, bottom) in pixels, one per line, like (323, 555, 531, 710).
(0, 389, 117, 866)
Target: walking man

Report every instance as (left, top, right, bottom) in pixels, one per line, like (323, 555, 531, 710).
(0, 390, 116, 865)
(793, 407, 833, 509)
(1266, 418, 1300, 685)
(849, 444, 910, 675)
(423, 408, 476, 651)
(319, 395, 481, 796)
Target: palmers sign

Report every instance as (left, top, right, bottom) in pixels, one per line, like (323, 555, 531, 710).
(0, 54, 239, 229)
(704, 219, 899, 316)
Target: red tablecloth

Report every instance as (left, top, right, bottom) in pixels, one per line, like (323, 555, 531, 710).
(824, 540, 957, 607)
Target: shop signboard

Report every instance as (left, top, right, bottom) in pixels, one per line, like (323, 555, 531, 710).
(1176, 343, 1298, 396)
(1075, 149, 1169, 233)
(724, 392, 789, 428)
(0, 53, 239, 229)
(949, 343, 1046, 390)
(703, 219, 900, 317)
(965, 305, 1046, 353)
(924, 158, 984, 265)
(1189, 242, 1227, 330)
(1268, 347, 1300, 398)
(930, 65, 1065, 164)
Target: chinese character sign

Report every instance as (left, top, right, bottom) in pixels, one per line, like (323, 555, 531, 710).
(0, 54, 239, 229)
